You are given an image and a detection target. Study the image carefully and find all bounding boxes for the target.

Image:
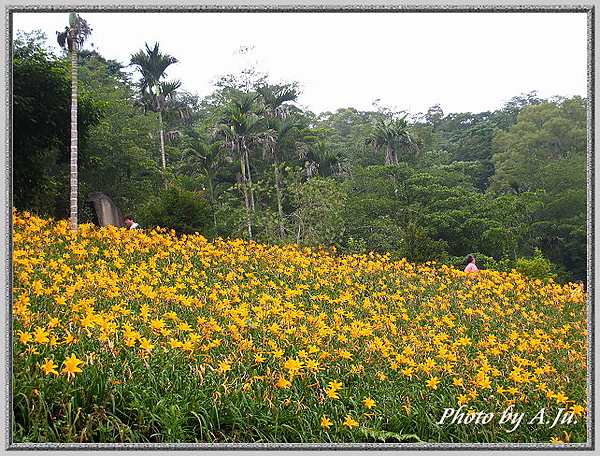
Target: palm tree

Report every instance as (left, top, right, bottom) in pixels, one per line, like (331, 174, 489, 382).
(180, 141, 228, 229)
(265, 114, 307, 239)
(213, 92, 264, 239)
(306, 140, 341, 178)
(256, 84, 301, 239)
(256, 83, 298, 119)
(366, 118, 419, 166)
(227, 92, 262, 211)
(130, 43, 181, 175)
(57, 13, 91, 232)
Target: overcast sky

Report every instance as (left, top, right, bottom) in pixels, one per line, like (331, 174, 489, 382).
(12, 10, 589, 117)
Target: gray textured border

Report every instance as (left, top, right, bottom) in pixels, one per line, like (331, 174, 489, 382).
(586, 3, 596, 455)
(3, 1, 14, 454)
(3, 3, 595, 453)
(4, 3, 596, 12)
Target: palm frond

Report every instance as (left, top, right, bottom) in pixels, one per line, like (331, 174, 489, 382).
(366, 117, 420, 164)
(160, 80, 183, 98)
(56, 13, 91, 51)
(130, 42, 178, 87)
(256, 84, 299, 118)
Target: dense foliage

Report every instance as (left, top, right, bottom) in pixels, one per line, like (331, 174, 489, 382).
(13, 31, 102, 216)
(12, 31, 588, 282)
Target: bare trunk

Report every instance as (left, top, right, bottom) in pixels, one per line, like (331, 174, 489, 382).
(70, 46, 78, 232)
(159, 120, 166, 169)
(274, 162, 285, 239)
(385, 145, 396, 166)
(238, 148, 253, 240)
(244, 148, 255, 211)
(207, 174, 217, 229)
(296, 215, 302, 244)
(158, 111, 168, 189)
(154, 81, 168, 189)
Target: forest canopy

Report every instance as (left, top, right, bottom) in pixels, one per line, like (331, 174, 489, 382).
(12, 30, 588, 282)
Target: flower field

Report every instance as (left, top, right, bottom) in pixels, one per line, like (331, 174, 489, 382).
(12, 211, 588, 444)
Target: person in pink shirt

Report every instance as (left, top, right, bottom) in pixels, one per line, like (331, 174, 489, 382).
(464, 254, 479, 273)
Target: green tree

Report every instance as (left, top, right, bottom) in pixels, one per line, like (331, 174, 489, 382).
(256, 83, 298, 119)
(343, 165, 414, 256)
(56, 12, 92, 231)
(13, 30, 100, 218)
(177, 140, 229, 229)
(141, 186, 213, 236)
(492, 91, 543, 131)
(366, 118, 419, 166)
(305, 139, 341, 178)
(213, 91, 265, 239)
(130, 43, 181, 176)
(78, 52, 200, 219)
(490, 97, 586, 194)
(257, 83, 304, 239)
(424, 104, 444, 130)
(77, 50, 164, 216)
(532, 151, 587, 280)
(13, 30, 71, 215)
(290, 177, 347, 247)
(489, 96, 587, 279)
(313, 107, 380, 170)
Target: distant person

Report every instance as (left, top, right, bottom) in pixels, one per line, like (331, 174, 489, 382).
(124, 215, 140, 230)
(464, 254, 479, 275)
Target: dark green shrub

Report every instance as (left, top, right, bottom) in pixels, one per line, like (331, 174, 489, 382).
(399, 224, 449, 264)
(141, 186, 213, 236)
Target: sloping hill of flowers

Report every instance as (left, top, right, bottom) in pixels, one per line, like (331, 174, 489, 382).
(12, 211, 588, 444)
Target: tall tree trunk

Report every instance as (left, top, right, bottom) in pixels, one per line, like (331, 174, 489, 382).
(238, 148, 253, 240)
(385, 145, 396, 166)
(158, 111, 168, 189)
(274, 161, 285, 239)
(69, 44, 78, 232)
(158, 112, 166, 170)
(296, 214, 302, 244)
(155, 81, 168, 189)
(244, 148, 255, 211)
(207, 174, 217, 229)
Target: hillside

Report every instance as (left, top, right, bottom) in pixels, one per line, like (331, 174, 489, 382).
(12, 211, 588, 444)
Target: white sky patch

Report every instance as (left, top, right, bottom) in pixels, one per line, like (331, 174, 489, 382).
(12, 10, 588, 116)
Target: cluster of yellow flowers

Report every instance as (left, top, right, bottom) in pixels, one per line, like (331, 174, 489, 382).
(13, 211, 588, 442)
